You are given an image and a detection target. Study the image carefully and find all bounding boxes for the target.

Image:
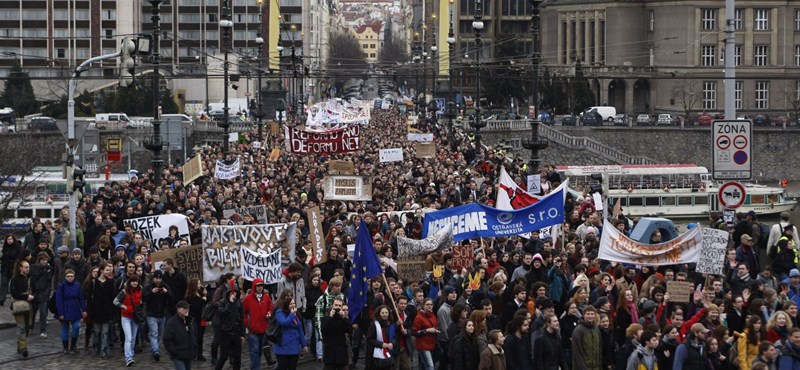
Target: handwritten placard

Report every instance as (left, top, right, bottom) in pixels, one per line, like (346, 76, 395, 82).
(151, 245, 203, 281)
(667, 281, 694, 303)
(397, 257, 427, 282)
(328, 160, 355, 175)
(451, 245, 474, 270)
(201, 223, 296, 283)
(697, 228, 729, 275)
(306, 206, 326, 262)
(415, 142, 435, 158)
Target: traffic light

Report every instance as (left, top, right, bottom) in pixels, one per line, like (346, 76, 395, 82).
(119, 37, 136, 87)
(71, 167, 85, 199)
(590, 173, 604, 194)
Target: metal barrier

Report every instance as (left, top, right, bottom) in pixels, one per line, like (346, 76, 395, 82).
(536, 123, 657, 165)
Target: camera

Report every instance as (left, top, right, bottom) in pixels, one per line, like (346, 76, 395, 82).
(334, 308, 341, 313)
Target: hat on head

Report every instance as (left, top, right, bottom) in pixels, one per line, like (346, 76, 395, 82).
(115, 244, 126, 251)
(89, 246, 99, 254)
(741, 234, 753, 242)
(443, 286, 456, 296)
(641, 299, 658, 313)
(543, 236, 553, 242)
(186, 210, 195, 216)
(532, 253, 543, 262)
(747, 210, 757, 218)
(585, 226, 597, 235)
(786, 224, 795, 232)
(335, 220, 344, 226)
(152, 270, 164, 278)
(72, 248, 82, 256)
(781, 211, 791, 219)
(535, 296, 555, 309)
(176, 300, 190, 309)
(57, 246, 70, 254)
(790, 269, 800, 278)
(691, 323, 710, 334)
(592, 297, 609, 308)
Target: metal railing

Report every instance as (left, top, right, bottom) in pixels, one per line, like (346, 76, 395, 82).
(537, 124, 657, 165)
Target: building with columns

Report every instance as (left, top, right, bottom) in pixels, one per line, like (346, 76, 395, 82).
(542, 0, 800, 117)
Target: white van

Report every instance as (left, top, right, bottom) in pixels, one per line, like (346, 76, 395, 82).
(161, 114, 194, 126)
(94, 113, 132, 129)
(584, 106, 617, 122)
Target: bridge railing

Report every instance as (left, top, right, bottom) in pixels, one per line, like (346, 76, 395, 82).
(537, 123, 657, 165)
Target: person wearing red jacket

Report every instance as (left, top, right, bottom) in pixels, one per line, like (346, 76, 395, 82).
(242, 278, 273, 370)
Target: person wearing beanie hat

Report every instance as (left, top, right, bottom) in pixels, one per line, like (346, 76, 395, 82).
(64, 246, 89, 287)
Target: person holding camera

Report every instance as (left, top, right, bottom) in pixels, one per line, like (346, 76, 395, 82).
(142, 269, 172, 362)
(321, 297, 351, 370)
(412, 298, 439, 370)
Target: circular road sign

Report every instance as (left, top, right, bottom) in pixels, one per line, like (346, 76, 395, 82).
(733, 135, 748, 149)
(716, 135, 730, 150)
(718, 181, 746, 209)
(733, 150, 748, 165)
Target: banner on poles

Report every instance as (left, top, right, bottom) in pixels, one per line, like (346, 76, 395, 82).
(598, 219, 703, 266)
(285, 125, 361, 154)
(214, 158, 240, 180)
(240, 247, 283, 283)
(201, 223, 296, 282)
(306, 206, 326, 261)
(123, 214, 191, 249)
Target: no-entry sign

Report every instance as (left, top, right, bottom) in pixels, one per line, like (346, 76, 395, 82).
(712, 120, 751, 180)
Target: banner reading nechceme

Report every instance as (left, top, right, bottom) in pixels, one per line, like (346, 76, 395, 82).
(222, 205, 268, 225)
(124, 214, 191, 249)
(214, 158, 240, 180)
(598, 219, 703, 265)
(285, 125, 361, 154)
(422, 185, 565, 242)
(201, 223, 297, 282)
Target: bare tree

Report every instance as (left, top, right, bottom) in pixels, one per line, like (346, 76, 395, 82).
(780, 81, 800, 126)
(0, 133, 49, 227)
(327, 33, 369, 94)
(672, 79, 701, 121)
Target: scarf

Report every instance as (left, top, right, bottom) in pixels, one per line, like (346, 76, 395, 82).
(373, 321, 392, 360)
(628, 302, 639, 323)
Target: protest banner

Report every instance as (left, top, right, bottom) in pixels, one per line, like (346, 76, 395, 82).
(270, 121, 280, 136)
(285, 125, 361, 154)
(598, 219, 703, 266)
(423, 185, 565, 242)
(379, 148, 404, 163)
(214, 158, 240, 180)
(201, 223, 297, 283)
(240, 247, 283, 283)
(252, 141, 262, 150)
(182, 154, 203, 185)
(407, 133, 434, 142)
(328, 160, 355, 175)
(268, 148, 281, 162)
(222, 205, 268, 225)
(667, 281, 694, 303)
(397, 225, 453, 258)
(415, 142, 435, 158)
(123, 214, 191, 249)
(451, 245, 474, 270)
(306, 206, 326, 261)
(697, 227, 730, 275)
(397, 257, 427, 282)
(322, 175, 372, 201)
(150, 245, 203, 281)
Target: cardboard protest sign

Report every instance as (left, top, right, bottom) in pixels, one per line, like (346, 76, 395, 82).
(201, 223, 297, 283)
(598, 219, 703, 265)
(328, 160, 355, 175)
(379, 148, 404, 163)
(306, 206, 326, 261)
(451, 245, 474, 270)
(151, 245, 203, 281)
(270, 122, 280, 136)
(322, 176, 372, 201)
(182, 154, 203, 185)
(268, 148, 281, 162)
(222, 205, 268, 225)
(667, 281, 694, 303)
(123, 214, 191, 249)
(415, 142, 435, 158)
(214, 158, 240, 180)
(697, 227, 729, 275)
(285, 125, 361, 154)
(397, 257, 427, 282)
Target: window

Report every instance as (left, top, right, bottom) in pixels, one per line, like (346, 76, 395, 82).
(104, 10, 116, 20)
(105, 29, 113, 38)
(206, 30, 219, 40)
(702, 9, 716, 30)
(677, 196, 692, 206)
(628, 197, 643, 206)
(796, 9, 800, 31)
(735, 45, 742, 66)
(74, 10, 90, 20)
(755, 81, 769, 109)
(735, 81, 743, 109)
(57, 48, 65, 58)
(796, 80, 800, 101)
(701, 45, 716, 66)
(179, 14, 201, 23)
(694, 196, 708, 205)
(796, 45, 800, 66)
(645, 197, 660, 206)
(23, 10, 47, 20)
(703, 81, 717, 110)
(755, 9, 769, 31)
(208, 14, 217, 22)
(735, 9, 744, 30)
(754, 45, 768, 66)
(649, 10, 655, 31)
(662, 197, 676, 206)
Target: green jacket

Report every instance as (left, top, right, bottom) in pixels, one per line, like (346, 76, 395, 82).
(572, 321, 602, 370)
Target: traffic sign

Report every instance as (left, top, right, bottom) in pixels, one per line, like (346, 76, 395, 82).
(712, 120, 751, 180)
(718, 181, 746, 209)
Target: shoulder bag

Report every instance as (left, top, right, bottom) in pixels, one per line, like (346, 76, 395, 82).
(11, 277, 31, 315)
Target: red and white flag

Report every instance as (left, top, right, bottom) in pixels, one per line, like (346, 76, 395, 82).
(496, 166, 541, 211)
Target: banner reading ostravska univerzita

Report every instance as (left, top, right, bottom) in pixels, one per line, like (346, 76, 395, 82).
(201, 223, 296, 283)
(598, 219, 703, 265)
(422, 185, 565, 243)
(284, 125, 361, 154)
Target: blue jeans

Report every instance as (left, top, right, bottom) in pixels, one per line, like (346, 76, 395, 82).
(418, 350, 434, 370)
(36, 300, 48, 334)
(61, 319, 80, 341)
(172, 358, 193, 370)
(146, 316, 165, 355)
(247, 332, 267, 370)
(93, 321, 110, 355)
(121, 317, 139, 362)
(304, 318, 322, 359)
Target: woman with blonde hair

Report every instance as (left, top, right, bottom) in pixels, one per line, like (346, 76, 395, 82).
(702, 303, 723, 332)
(572, 273, 591, 295)
(765, 310, 793, 345)
(639, 274, 664, 300)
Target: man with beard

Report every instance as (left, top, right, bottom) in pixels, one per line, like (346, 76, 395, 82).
(503, 314, 532, 369)
(572, 306, 602, 370)
(615, 266, 640, 304)
(510, 252, 533, 282)
(673, 323, 709, 370)
(533, 313, 567, 370)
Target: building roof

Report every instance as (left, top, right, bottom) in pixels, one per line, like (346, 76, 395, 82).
(353, 21, 383, 34)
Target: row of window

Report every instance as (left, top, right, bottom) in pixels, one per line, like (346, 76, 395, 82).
(700, 8, 770, 31)
(612, 193, 776, 207)
(700, 45, 769, 67)
(700, 81, 771, 110)
(363, 52, 377, 59)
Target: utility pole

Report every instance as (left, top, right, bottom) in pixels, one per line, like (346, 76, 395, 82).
(523, 0, 548, 175)
(143, 0, 164, 184)
(219, 0, 233, 155)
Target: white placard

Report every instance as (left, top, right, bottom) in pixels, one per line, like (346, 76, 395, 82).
(592, 192, 604, 210)
(379, 148, 404, 163)
(527, 175, 541, 194)
(123, 214, 192, 249)
(697, 227, 730, 275)
(214, 158, 241, 180)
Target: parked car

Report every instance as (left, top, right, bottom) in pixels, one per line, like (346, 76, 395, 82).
(613, 114, 629, 126)
(28, 116, 58, 132)
(657, 114, 675, 125)
(753, 114, 771, 126)
(561, 115, 577, 126)
(698, 113, 713, 126)
(581, 111, 603, 126)
(636, 114, 653, 126)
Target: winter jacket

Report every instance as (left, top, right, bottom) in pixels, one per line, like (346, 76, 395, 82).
(450, 333, 480, 370)
(9, 273, 30, 302)
(503, 331, 531, 369)
(163, 314, 198, 361)
(217, 296, 244, 336)
(304, 284, 323, 320)
(314, 288, 345, 338)
(735, 330, 760, 370)
(412, 310, 438, 351)
(600, 327, 616, 370)
(321, 314, 351, 365)
(274, 309, 307, 355)
(572, 320, 602, 370)
(29, 262, 53, 303)
(142, 282, 172, 318)
(162, 269, 187, 307)
(627, 343, 658, 370)
(616, 338, 641, 370)
(779, 342, 800, 370)
(1, 241, 21, 277)
(366, 319, 397, 369)
(88, 277, 116, 323)
(55, 279, 86, 321)
(534, 328, 568, 370)
(242, 279, 273, 335)
(673, 336, 710, 370)
(548, 266, 571, 305)
(277, 270, 306, 313)
(114, 288, 143, 320)
(656, 336, 679, 370)
(478, 343, 506, 370)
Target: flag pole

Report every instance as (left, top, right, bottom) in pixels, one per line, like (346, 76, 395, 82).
(381, 273, 405, 330)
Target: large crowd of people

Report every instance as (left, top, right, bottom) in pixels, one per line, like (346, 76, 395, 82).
(1, 106, 799, 370)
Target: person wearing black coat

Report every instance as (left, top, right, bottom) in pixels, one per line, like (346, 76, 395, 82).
(533, 313, 568, 370)
(1, 235, 22, 306)
(503, 315, 532, 370)
(598, 316, 616, 370)
(90, 263, 117, 357)
(163, 300, 198, 370)
(215, 286, 244, 370)
(450, 324, 480, 370)
(29, 252, 53, 337)
(10, 260, 33, 357)
(321, 298, 352, 370)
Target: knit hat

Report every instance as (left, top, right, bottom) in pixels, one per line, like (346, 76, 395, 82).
(57, 246, 70, 254)
(592, 297, 609, 308)
(72, 248, 82, 256)
(443, 286, 456, 296)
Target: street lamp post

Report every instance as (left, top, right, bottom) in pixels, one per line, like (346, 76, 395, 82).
(447, 2, 456, 131)
(219, 0, 233, 155)
(431, 19, 438, 126)
(523, 0, 548, 174)
(255, 34, 265, 141)
(471, 0, 486, 152)
(143, 0, 164, 184)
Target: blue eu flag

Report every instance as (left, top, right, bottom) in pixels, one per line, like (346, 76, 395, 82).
(348, 220, 382, 323)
